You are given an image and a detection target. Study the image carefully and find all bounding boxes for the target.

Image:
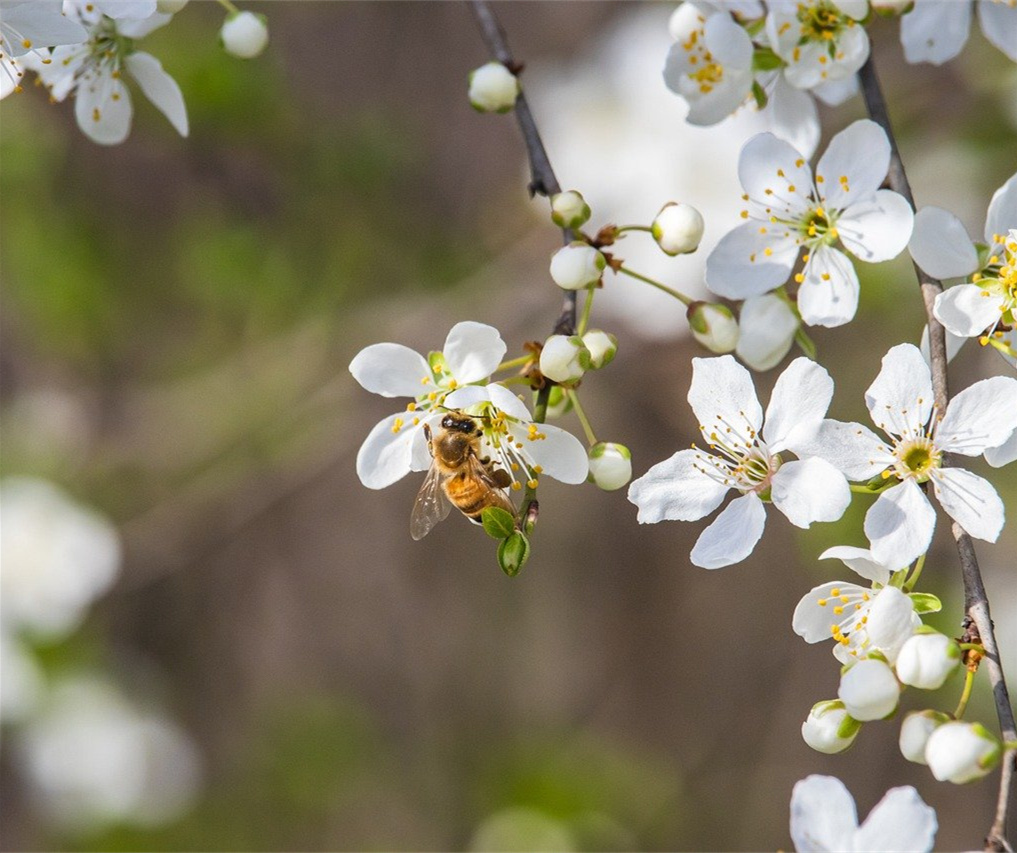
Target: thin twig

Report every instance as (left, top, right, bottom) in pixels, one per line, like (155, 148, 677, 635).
(468, 0, 578, 523)
(859, 54, 1016, 852)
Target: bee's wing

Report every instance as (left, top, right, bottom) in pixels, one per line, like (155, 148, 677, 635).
(467, 454, 516, 513)
(410, 463, 452, 541)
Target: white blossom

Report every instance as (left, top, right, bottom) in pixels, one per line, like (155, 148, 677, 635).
(837, 657, 900, 721)
(219, 10, 268, 59)
(706, 120, 914, 327)
(797, 343, 1017, 569)
(735, 293, 799, 371)
(801, 700, 860, 754)
(0, 0, 87, 96)
(789, 775, 936, 852)
(900, 0, 1017, 65)
(925, 721, 1002, 783)
(895, 630, 961, 690)
(627, 355, 849, 568)
(468, 61, 519, 113)
(549, 242, 606, 290)
(28, 6, 186, 144)
(588, 442, 632, 491)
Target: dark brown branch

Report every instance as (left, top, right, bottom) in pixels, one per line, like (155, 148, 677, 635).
(468, 0, 580, 524)
(860, 53, 1016, 852)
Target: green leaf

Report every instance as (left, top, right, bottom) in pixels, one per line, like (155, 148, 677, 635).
(752, 47, 783, 72)
(751, 80, 768, 110)
(498, 531, 530, 576)
(482, 506, 517, 540)
(909, 592, 942, 614)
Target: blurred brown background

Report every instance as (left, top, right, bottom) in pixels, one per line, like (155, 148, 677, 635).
(1, 2, 1015, 850)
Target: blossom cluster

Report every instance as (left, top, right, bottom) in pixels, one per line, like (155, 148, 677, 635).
(1, 0, 270, 144)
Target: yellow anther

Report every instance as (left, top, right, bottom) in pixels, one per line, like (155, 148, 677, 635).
(788, 185, 796, 193)
(407, 401, 417, 411)
(817, 598, 828, 607)
(796, 159, 805, 168)
(511, 481, 522, 491)
(532, 465, 543, 474)
(527, 479, 539, 489)
(794, 273, 804, 283)
(763, 247, 773, 256)
(740, 210, 749, 219)
(831, 588, 840, 596)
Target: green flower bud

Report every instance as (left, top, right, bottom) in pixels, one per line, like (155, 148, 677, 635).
(581, 329, 618, 369)
(550, 190, 591, 229)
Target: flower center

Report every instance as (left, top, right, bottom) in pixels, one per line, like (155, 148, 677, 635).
(692, 411, 780, 496)
(892, 436, 941, 483)
(796, 1, 853, 42)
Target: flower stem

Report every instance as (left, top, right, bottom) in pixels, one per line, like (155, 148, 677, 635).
(494, 355, 533, 373)
(567, 390, 597, 447)
(616, 266, 693, 306)
(216, 0, 240, 14)
(615, 225, 652, 235)
(954, 667, 977, 720)
(904, 553, 926, 592)
(577, 285, 596, 337)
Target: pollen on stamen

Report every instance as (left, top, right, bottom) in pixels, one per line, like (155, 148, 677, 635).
(511, 481, 522, 491)
(833, 606, 844, 615)
(527, 478, 538, 489)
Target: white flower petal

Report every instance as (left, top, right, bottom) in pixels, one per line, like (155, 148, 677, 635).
(123, 51, 187, 137)
(985, 428, 1017, 468)
(909, 207, 979, 280)
(977, 0, 1017, 62)
(864, 344, 933, 439)
(985, 172, 1017, 245)
(793, 581, 870, 643)
(771, 458, 850, 528)
(116, 10, 172, 39)
(933, 283, 1003, 337)
(837, 190, 914, 263)
(865, 480, 936, 571)
(816, 119, 890, 210)
(810, 74, 858, 107)
(690, 492, 766, 569)
(74, 73, 133, 145)
(627, 449, 729, 523)
(705, 222, 799, 299)
(789, 775, 859, 853)
(900, 0, 972, 65)
(764, 357, 833, 449)
(919, 323, 967, 366)
(1, 0, 87, 56)
(820, 546, 891, 585)
(509, 421, 589, 484)
(937, 376, 1017, 455)
(853, 787, 937, 853)
(444, 384, 532, 422)
(797, 245, 860, 328)
(760, 72, 820, 160)
(349, 343, 431, 398)
(355, 413, 422, 489)
(865, 587, 917, 659)
(95, 0, 158, 20)
(738, 132, 812, 215)
(794, 419, 894, 481)
(442, 321, 506, 384)
(688, 355, 763, 437)
(735, 293, 799, 371)
(932, 467, 1005, 543)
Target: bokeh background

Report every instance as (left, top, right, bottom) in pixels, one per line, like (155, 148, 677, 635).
(2, 2, 1016, 850)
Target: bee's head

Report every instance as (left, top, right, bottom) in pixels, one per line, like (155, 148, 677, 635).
(441, 412, 481, 436)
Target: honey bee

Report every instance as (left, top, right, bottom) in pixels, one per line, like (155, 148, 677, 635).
(410, 411, 515, 540)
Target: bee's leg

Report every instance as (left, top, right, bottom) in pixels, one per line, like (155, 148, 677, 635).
(423, 423, 434, 457)
(490, 468, 513, 489)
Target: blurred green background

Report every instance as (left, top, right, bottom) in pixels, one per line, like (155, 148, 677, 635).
(2, 3, 1016, 851)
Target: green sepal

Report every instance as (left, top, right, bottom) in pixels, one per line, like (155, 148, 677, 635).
(498, 531, 530, 576)
(837, 713, 863, 740)
(909, 592, 942, 614)
(482, 506, 517, 540)
(752, 47, 783, 72)
(751, 80, 768, 110)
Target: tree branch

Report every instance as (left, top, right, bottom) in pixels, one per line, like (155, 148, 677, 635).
(468, 0, 579, 523)
(859, 53, 1016, 852)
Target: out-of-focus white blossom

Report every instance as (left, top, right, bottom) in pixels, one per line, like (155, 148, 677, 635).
(468, 61, 519, 113)
(17, 676, 202, 829)
(220, 10, 268, 60)
(790, 775, 936, 852)
(0, 0, 87, 97)
(900, 0, 1017, 65)
(0, 477, 120, 639)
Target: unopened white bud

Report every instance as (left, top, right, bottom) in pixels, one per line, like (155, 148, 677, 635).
(581, 329, 617, 369)
(895, 630, 961, 690)
(651, 202, 704, 256)
(539, 335, 590, 385)
(925, 721, 1001, 783)
(899, 710, 949, 764)
(550, 191, 591, 230)
(588, 442, 632, 491)
(220, 11, 269, 59)
(156, 0, 188, 12)
(549, 242, 606, 290)
(468, 62, 519, 113)
(801, 700, 861, 754)
(838, 658, 900, 721)
(688, 303, 738, 353)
